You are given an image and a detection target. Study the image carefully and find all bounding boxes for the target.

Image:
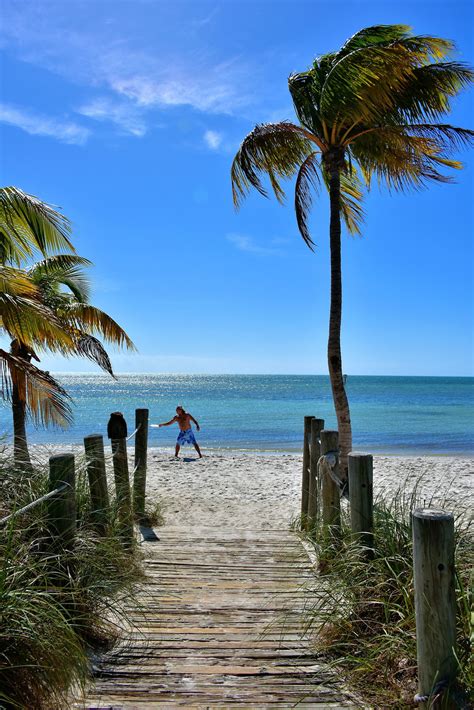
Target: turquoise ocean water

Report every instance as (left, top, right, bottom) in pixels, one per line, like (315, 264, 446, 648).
(2, 374, 472, 455)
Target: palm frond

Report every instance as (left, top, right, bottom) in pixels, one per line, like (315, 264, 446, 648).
(294, 152, 321, 249)
(0, 293, 73, 352)
(339, 171, 365, 235)
(231, 122, 317, 207)
(28, 254, 92, 303)
(1, 349, 72, 428)
(350, 129, 459, 192)
(75, 334, 115, 378)
(319, 44, 418, 125)
(337, 25, 453, 61)
(390, 63, 474, 123)
(61, 304, 136, 350)
(0, 187, 74, 264)
(0, 266, 38, 298)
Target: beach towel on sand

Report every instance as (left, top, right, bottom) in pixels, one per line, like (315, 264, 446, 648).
(177, 428, 196, 445)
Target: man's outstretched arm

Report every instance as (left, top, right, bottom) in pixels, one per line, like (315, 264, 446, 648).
(189, 414, 200, 431)
(159, 416, 177, 427)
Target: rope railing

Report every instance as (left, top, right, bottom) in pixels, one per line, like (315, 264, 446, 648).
(0, 482, 69, 527)
(126, 425, 141, 441)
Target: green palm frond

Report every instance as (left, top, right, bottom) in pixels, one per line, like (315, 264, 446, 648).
(1, 349, 72, 428)
(28, 254, 92, 303)
(349, 129, 462, 191)
(337, 25, 453, 61)
(294, 152, 321, 249)
(0, 187, 75, 265)
(232, 25, 473, 243)
(231, 122, 317, 207)
(339, 171, 365, 235)
(0, 266, 38, 298)
(0, 293, 73, 352)
(62, 303, 136, 350)
(389, 63, 474, 123)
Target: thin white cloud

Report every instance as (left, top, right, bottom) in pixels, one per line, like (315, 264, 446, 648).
(204, 130, 223, 150)
(78, 98, 147, 137)
(0, 103, 89, 145)
(226, 233, 284, 256)
(0, 5, 255, 121)
(109, 60, 248, 115)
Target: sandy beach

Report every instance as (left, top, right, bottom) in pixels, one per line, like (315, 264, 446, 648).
(142, 449, 473, 528)
(27, 445, 472, 528)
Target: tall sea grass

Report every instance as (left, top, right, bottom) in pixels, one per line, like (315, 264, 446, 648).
(303, 477, 473, 709)
(0, 448, 144, 709)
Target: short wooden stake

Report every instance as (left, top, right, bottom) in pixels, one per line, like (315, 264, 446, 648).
(48, 453, 76, 551)
(319, 430, 341, 534)
(307, 418, 324, 529)
(412, 509, 457, 706)
(133, 408, 149, 520)
(111, 437, 134, 546)
(348, 453, 373, 554)
(301, 415, 315, 527)
(84, 434, 109, 534)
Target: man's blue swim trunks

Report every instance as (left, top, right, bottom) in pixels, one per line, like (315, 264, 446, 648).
(177, 428, 196, 445)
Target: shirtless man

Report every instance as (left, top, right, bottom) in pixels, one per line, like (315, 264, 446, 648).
(158, 406, 202, 458)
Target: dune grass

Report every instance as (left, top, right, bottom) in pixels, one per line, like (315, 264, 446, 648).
(303, 479, 473, 709)
(0, 448, 146, 710)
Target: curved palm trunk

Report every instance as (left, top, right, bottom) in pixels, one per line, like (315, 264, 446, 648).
(10, 341, 33, 471)
(328, 166, 352, 479)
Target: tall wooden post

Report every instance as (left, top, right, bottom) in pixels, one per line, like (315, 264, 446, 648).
(412, 509, 457, 707)
(319, 430, 341, 534)
(133, 408, 149, 520)
(107, 413, 133, 547)
(48, 453, 76, 551)
(84, 434, 109, 534)
(301, 415, 315, 527)
(348, 453, 373, 554)
(307, 418, 324, 529)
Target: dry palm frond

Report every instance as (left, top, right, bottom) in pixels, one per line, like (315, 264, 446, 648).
(61, 303, 136, 350)
(1, 349, 72, 427)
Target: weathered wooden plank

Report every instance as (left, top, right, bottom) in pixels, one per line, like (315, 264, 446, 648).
(78, 526, 363, 708)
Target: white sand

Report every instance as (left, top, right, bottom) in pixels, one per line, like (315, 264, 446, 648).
(27, 445, 472, 528)
(144, 449, 473, 529)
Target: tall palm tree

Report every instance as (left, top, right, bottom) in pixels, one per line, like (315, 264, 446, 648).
(0, 264, 74, 468)
(0, 186, 78, 467)
(231, 25, 474, 474)
(9, 254, 135, 465)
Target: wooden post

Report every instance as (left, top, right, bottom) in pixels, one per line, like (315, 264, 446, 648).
(48, 453, 76, 550)
(348, 453, 373, 554)
(319, 430, 341, 534)
(412, 509, 457, 706)
(307, 418, 324, 529)
(133, 408, 149, 520)
(107, 411, 133, 546)
(301, 415, 315, 527)
(84, 434, 109, 534)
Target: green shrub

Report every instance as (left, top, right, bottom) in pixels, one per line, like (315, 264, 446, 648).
(304, 480, 473, 709)
(0, 450, 144, 709)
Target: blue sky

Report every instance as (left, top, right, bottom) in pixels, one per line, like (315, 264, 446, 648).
(0, 0, 473, 376)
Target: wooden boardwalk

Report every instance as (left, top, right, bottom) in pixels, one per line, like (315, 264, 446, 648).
(78, 527, 362, 709)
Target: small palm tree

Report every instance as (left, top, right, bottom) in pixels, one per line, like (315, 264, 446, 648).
(9, 254, 135, 466)
(231, 25, 474, 473)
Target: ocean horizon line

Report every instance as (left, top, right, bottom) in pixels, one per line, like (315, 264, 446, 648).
(50, 371, 474, 379)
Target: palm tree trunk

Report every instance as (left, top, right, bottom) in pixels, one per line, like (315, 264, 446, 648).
(328, 165, 352, 479)
(10, 341, 33, 471)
